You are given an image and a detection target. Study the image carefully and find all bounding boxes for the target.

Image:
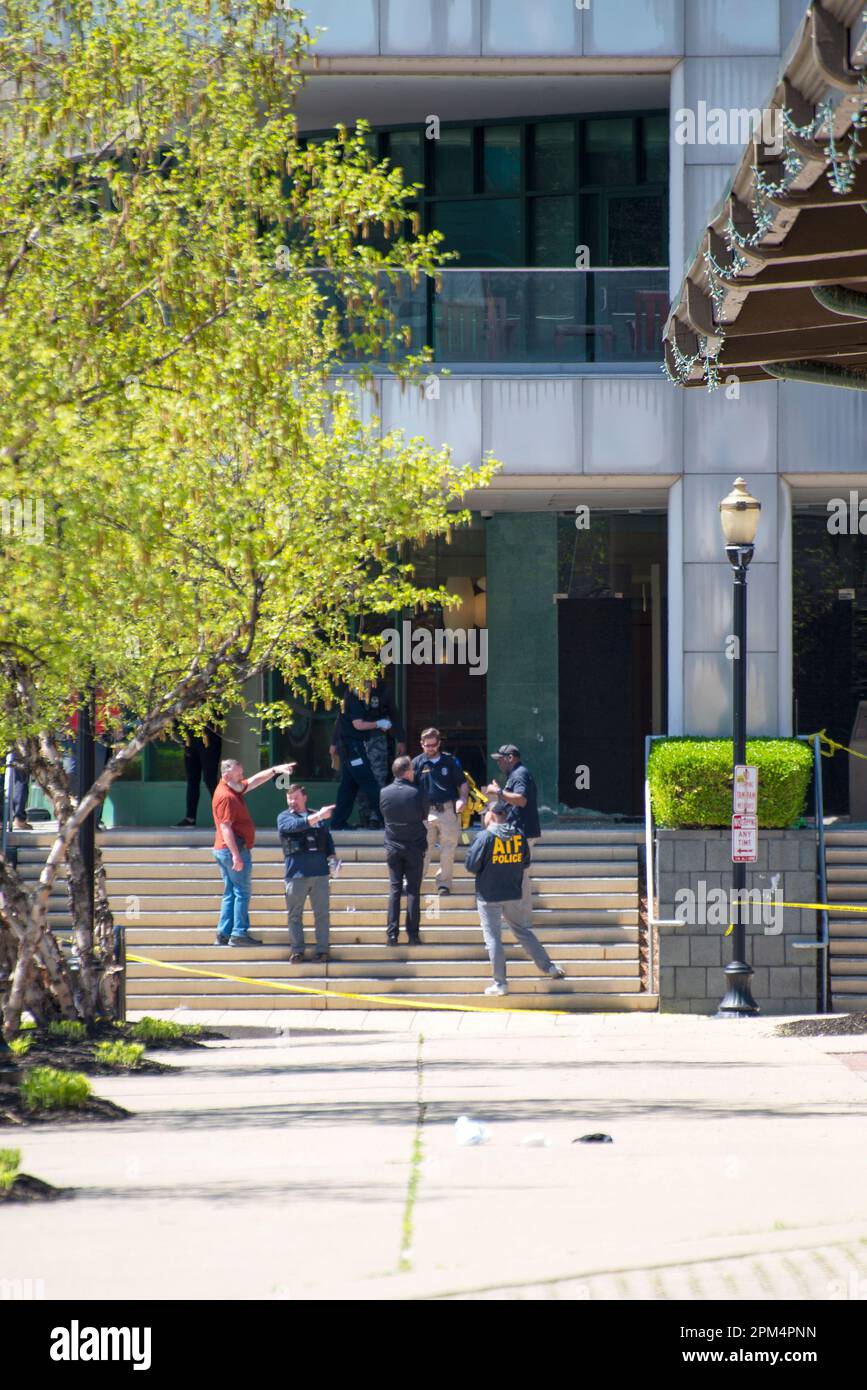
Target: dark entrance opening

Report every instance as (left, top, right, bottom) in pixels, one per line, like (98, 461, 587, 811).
(793, 508, 867, 816)
(557, 511, 667, 816)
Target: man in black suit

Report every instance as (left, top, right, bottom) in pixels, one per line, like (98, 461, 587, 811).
(379, 755, 429, 946)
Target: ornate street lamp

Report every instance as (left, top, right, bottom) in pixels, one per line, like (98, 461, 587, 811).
(718, 477, 761, 1018)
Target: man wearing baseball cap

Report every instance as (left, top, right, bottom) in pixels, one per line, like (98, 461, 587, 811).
(486, 744, 541, 917)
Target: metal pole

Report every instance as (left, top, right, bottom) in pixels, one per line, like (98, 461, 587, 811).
(717, 544, 759, 1017)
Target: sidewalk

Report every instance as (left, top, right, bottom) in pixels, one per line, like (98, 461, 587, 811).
(3, 1011, 867, 1300)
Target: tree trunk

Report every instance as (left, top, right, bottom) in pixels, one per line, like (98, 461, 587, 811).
(94, 847, 121, 1018)
(64, 838, 100, 1020)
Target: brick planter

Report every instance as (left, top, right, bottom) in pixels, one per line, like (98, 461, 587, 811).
(655, 829, 819, 1015)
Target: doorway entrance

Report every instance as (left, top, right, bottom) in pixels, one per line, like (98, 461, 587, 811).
(793, 508, 867, 815)
(557, 511, 667, 816)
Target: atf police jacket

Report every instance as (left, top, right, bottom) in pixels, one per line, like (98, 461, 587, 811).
(464, 824, 530, 904)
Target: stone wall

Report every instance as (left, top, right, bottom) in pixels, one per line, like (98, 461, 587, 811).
(655, 829, 819, 1015)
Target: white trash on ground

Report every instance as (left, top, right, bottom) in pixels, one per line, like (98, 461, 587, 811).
(520, 1133, 551, 1148)
(454, 1115, 490, 1146)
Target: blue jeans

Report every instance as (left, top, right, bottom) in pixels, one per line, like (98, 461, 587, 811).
(212, 847, 253, 939)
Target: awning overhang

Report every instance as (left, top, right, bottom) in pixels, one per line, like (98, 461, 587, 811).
(663, 0, 867, 390)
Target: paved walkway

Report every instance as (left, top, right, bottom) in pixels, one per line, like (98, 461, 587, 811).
(3, 1010, 867, 1300)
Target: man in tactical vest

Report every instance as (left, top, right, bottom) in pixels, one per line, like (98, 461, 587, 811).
(277, 784, 338, 964)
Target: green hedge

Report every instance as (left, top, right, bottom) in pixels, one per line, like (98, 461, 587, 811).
(648, 738, 813, 829)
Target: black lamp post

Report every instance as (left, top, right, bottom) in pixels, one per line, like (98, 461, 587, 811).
(717, 477, 761, 1019)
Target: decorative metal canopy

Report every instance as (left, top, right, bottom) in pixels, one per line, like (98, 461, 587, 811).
(663, 1, 867, 391)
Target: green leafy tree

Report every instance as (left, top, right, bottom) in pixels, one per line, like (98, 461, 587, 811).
(0, 0, 497, 1034)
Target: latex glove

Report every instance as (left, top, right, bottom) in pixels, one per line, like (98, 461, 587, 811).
(376, 719, 392, 731)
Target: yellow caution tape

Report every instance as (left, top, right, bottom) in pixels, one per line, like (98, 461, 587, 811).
(811, 728, 867, 763)
(721, 899, 865, 936)
(126, 952, 573, 1016)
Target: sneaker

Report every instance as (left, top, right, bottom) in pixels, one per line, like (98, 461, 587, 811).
(229, 934, 263, 947)
(12, 817, 32, 831)
(437, 884, 451, 896)
(214, 933, 231, 946)
(313, 951, 329, 963)
(369, 817, 384, 830)
(407, 934, 422, 946)
(176, 817, 196, 827)
(289, 952, 305, 964)
(548, 964, 566, 980)
(485, 982, 508, 997)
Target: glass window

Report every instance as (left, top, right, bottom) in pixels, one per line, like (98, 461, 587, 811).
(429, 198, 521, 266)
(433, 127, 474, 195)
(532, 196, 575, 267)
(386, 130, 423, 189)
(642, 114, 668, 184)
(584, 118, 635, 186)
(483, 125, 521, 194)
(531, 122, 575, 193)
(151, 742, 185, 781)
(606, 194, 665, 265)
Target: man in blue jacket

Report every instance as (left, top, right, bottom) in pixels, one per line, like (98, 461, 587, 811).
(277, 784, 337, 964)
(464, 801, 565, 997)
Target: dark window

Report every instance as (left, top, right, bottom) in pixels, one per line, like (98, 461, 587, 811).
(483, 125, 521, 194)
(642, 114, 668, 184)
(386, 129, 423, 188)
(606, 194, 666, 265)
(530, 121, 575, 193)
(584, 118, 635, 186)
(532, 196, 576, 267)
(430, 198, 521, 267)
(433, 127, 474, 195)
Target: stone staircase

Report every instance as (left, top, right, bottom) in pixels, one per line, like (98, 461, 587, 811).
(11, 826, 656, 1012)
(825, 828, 867, 1010)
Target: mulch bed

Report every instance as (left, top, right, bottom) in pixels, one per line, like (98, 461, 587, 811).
(775, 1012, 867, 1038)
(1, 1173, 70, 1202)
(0, 1071, 130, 1127)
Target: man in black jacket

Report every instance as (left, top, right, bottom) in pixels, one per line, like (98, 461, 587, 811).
(464, 801, 565, 998)
(379, 755, 429, 946)
(277, 785, 337, 964)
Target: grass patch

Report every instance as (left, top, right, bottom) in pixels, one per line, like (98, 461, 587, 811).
(47, 1020, 87, 1042)
(93, 1041, 144, 1069)
(398, 1033, 426, 1274)
(20, 1067, 92, 1112)
(0, 1148, 21, 1190)
(9, 1037, 31, 1057)
(128, 1017, 202, 1043)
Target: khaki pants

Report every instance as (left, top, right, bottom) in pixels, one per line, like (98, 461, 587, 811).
(423, 804, 460, 891)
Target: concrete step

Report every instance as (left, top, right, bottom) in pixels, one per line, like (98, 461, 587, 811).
(103, 892, 638, 915)
(829, 957, 867, 975)
(10, 826, 645, 848)
(826, 863, 867, 878)
(124, 972, 643, 995)
(104, 908, 641, 928)
(831, 979, 867, 995)
(830, 938, 867, 955)
(125, 956, 640, 979)
(125, 925, 640, 946)
(828, 883, 867, 900)
(126, 991, 659, 1012)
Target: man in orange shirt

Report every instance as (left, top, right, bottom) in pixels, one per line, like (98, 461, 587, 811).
(213, 757, 295, 946)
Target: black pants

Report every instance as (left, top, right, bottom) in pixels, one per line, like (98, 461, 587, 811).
(385, 843, 425, 939)
(332, 756, 381, 830)
(11, 768, 28, 819)
(184, 734, 222, 822)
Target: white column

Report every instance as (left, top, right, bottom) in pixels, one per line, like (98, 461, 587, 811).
(777, 477, 793, 735)
(667, 477, 684, 733)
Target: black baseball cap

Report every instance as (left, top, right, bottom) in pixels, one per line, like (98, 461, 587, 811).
(491, 744, 520, 759)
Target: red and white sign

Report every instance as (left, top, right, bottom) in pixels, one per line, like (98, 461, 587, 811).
(733, 764, 758, 815)
(732, 813, 758, 863)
